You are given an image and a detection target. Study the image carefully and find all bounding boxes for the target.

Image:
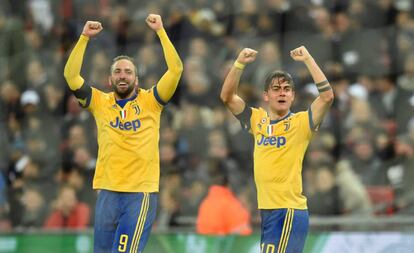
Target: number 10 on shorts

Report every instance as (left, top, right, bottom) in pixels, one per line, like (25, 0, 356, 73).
(261, 243, 275, 253)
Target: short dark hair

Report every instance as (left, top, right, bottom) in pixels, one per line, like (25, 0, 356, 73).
(208, 159, 229, 186)
(264, 70, 294, 91)
(110, 55, 138, 76)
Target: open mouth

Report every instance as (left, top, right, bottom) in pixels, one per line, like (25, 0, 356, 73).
(277, 99, 287, 104)
(117, 82, 128, 87)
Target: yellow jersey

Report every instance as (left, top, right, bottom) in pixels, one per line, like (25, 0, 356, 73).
(87, 86, 163, 192)
(240, 107, 314, 209)
(64, 28, 182, 193)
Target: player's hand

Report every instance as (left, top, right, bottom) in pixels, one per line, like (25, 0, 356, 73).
(236, 48, 258, 65)
(82, 21, 103, 38)
(146, 14, 163, 31)
(290, 46, 312, 62)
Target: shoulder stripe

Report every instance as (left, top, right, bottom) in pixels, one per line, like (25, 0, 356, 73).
(235, 106, 252, 131)
(73, 84, 92, 108)
(153, 86, 167, 106)
(308, 108, 315, 131)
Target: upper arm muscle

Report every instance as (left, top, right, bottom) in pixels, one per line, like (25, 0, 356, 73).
(310, 96, 332, 127)
(225, 95, 246, 115)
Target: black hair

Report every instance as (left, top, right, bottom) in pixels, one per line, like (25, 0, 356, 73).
(208, 159, 229, 186)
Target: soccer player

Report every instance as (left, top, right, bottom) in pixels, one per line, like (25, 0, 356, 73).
(64, 14, 183, 253)
(220, 46, 334, 253)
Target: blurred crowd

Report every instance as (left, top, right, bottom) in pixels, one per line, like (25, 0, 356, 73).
(0, 0, 414, 232)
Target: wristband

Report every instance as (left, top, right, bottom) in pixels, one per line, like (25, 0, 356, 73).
(234, 61, 245, 70)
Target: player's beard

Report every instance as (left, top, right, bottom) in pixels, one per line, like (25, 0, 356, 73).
(111, 79, 135, 99)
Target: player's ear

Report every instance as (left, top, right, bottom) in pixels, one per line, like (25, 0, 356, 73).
(107, 77, 112, 88)
(263, 91, 269, 102)
(135, 76, 139, 87)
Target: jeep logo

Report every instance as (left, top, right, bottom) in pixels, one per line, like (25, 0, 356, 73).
(257, 135, 286, 148)
(109, 117, 141, 131)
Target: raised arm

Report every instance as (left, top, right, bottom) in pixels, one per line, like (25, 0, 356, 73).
(146, 14, 183, 104)
(220, 48, 258, 115)
(290, 46, 334, 128)
(64, 21, 102, 107)
(64, 21, 103, 91)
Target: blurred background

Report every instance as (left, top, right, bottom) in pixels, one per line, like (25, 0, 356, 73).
(0, 0, 414, 252)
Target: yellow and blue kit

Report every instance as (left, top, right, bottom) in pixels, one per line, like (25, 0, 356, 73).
(89, 84, 163, 253)
(64, 27, 182, 253)
(236, 106, 315, 253)
(85, 85, 164, 193)
(94, 190, 158, 253)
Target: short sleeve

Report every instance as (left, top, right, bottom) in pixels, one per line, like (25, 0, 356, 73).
(298, 110, 314, 140)
(87, 87, 104, 114)
(235, 106, 252, 132)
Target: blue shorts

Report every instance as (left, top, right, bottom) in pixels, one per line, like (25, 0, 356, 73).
(94, 190, 158, 253)
(260, 208, 309, 253)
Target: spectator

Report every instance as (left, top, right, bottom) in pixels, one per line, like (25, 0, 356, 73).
(157, 170, 182, 230)
(0, 172, 11, 231)
(336, 160, 373, 215)
(393, 120, 414, 213)
(371, 75, 412, 133)
(307, 166, 344, 216)
(0, 13, 29, 89)
(66, 165, 95, 205)
(42, 83, 65, 118)
(19, 187, 47, 228)
(196, 171, 252, 235)
(347, 138, 388, 186)
(44, 185, 90, 229)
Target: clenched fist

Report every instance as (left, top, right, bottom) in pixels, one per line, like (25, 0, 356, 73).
(146, 14, 163, 31)
(82, 21, 103, 38)
(237, 48, 258, 65)
(290, 46, 311, 62)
